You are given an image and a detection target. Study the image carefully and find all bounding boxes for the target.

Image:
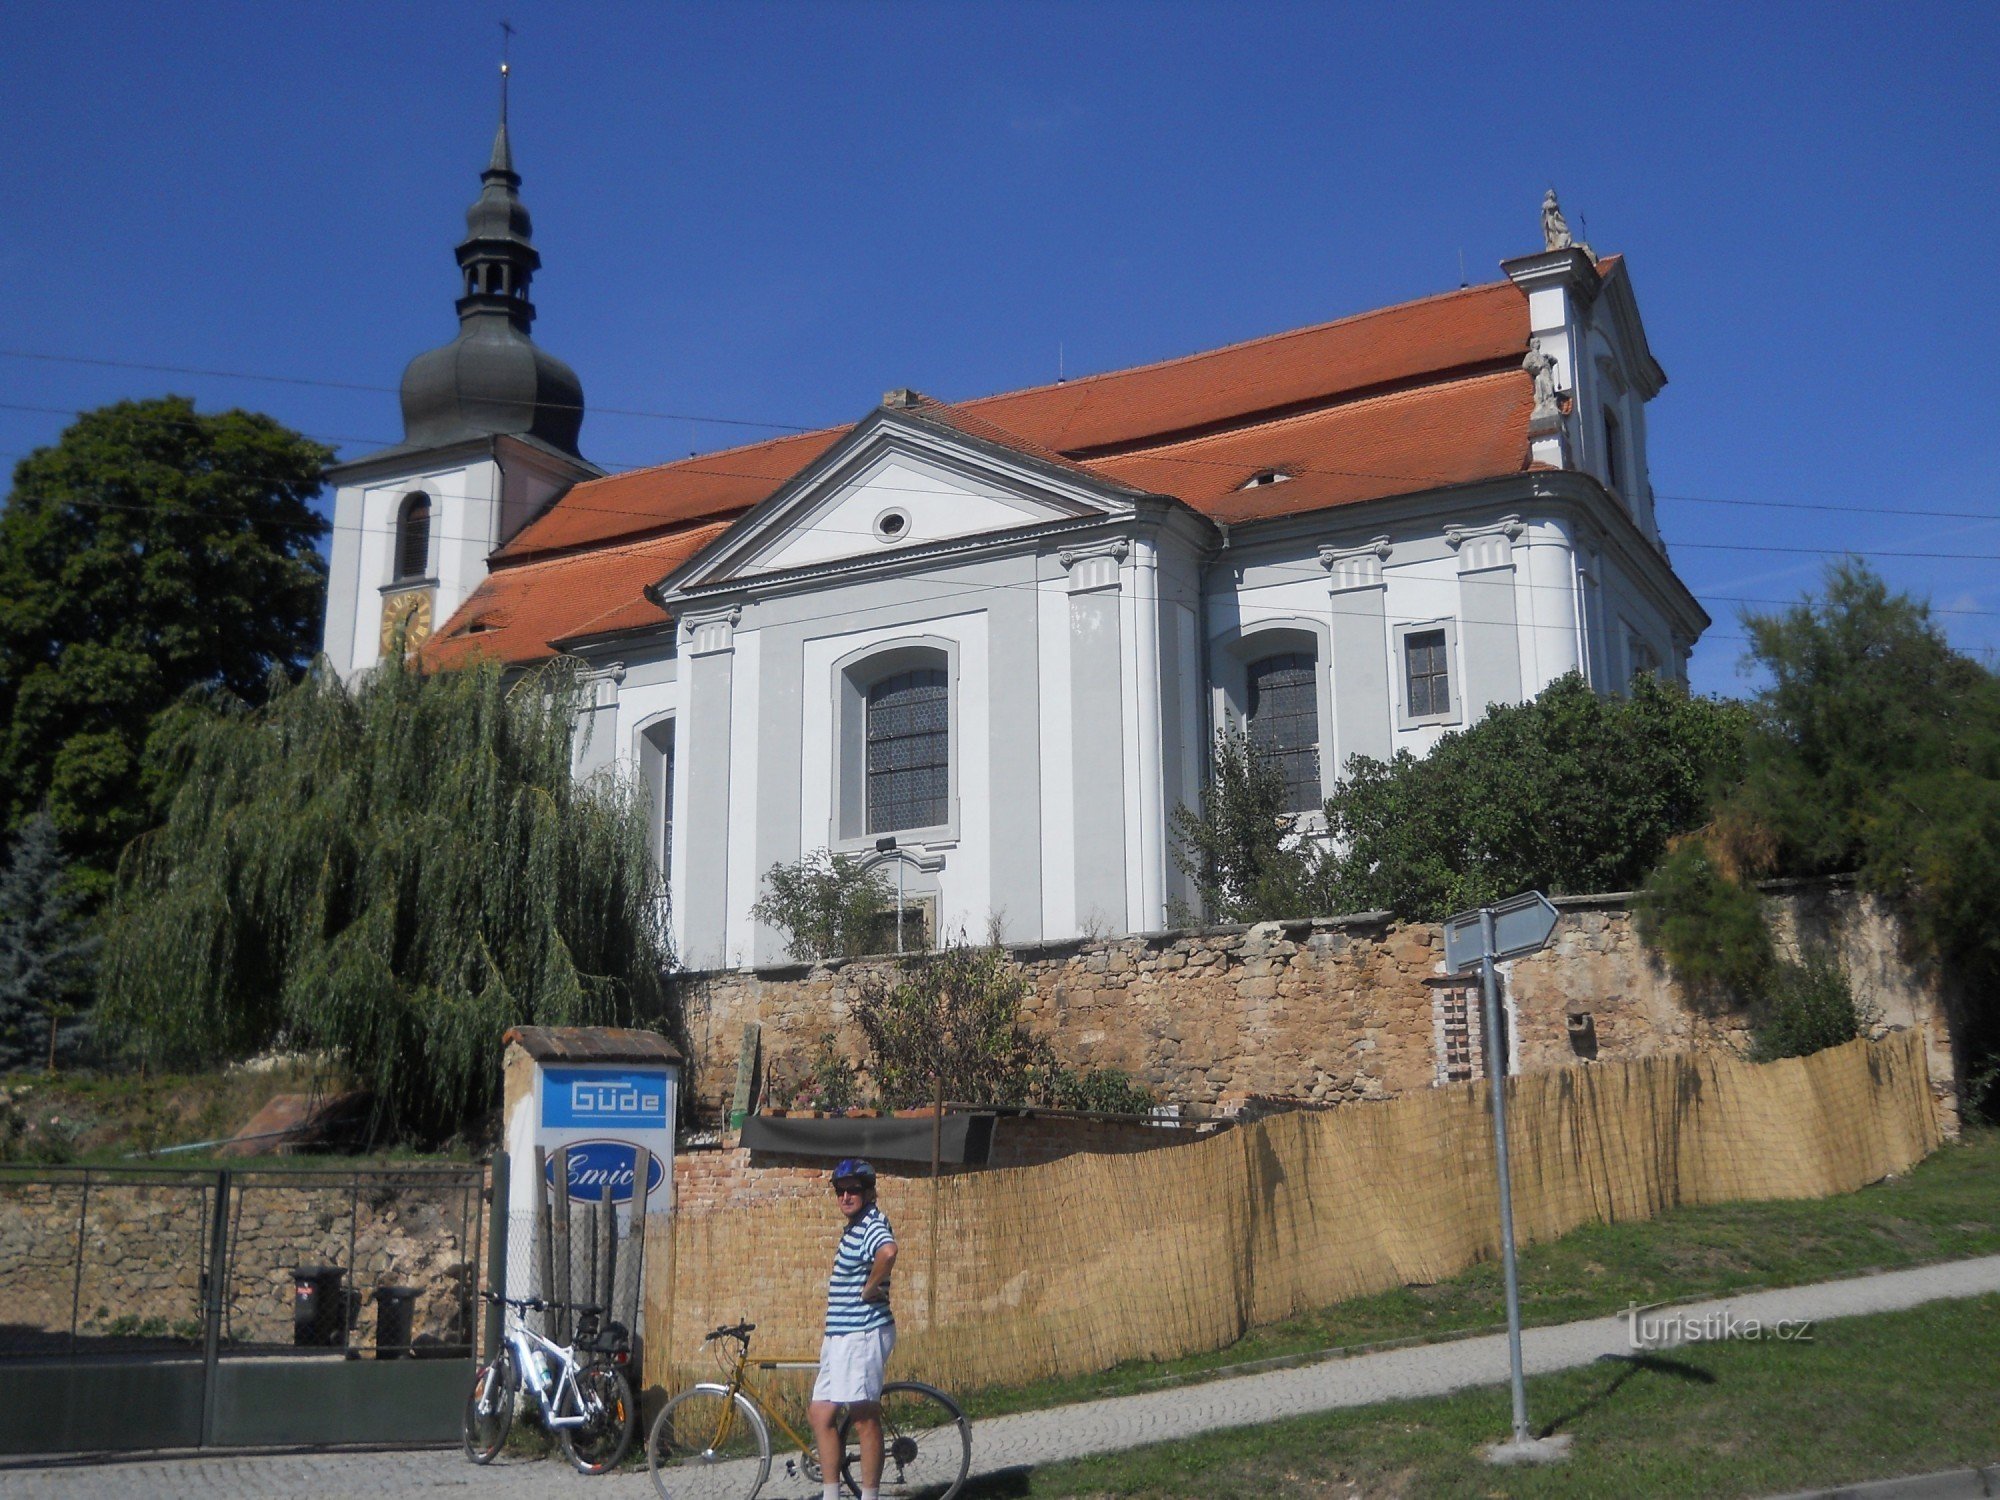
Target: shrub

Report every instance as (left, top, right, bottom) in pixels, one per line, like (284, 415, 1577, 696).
(751, 849, 893, 962)
(1169, 730, 1335, 923)
(1750, 949, 1876, 1062)
(1634, 840, 1774, 1005)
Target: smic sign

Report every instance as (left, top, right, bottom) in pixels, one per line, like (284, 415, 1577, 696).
(545, 1140, 668, 1204)
(541, 1067, 671, 1130)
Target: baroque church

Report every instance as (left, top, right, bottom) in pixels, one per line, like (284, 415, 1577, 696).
(321, 106, 1707, 971)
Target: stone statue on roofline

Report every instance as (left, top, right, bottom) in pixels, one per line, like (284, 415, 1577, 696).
(1524, 339, 1562, 420)
(1541, 189, 1573, 252)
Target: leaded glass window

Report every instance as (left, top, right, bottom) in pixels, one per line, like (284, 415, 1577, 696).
(866, 667, 949, 834)
(1406, 629, 1451, 719)
(1247, 652, 1320, 814)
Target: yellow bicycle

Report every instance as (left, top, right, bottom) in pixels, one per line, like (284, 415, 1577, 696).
(647, 1320, 970, 1499)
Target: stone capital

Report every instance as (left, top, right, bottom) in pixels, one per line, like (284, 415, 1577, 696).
(1058, 538, 1129, 594)
(1317, 537, 1392, 593)
(1446, 516, 1524, 574)
(681, 605, 742, 656)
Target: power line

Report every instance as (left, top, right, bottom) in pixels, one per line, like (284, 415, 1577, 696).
(0, 349, 820, 433)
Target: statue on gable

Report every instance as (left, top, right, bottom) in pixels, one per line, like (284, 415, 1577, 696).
(1541, 189, 1574, 252)
(1524, 340, 1563, 420)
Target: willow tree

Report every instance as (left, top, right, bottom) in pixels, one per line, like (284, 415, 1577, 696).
(98, 648, 674, 1138)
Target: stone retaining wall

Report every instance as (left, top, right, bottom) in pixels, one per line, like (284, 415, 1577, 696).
(674, 883, 1960, 1134)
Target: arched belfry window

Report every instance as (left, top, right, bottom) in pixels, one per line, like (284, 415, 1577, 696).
(395, 493, 432, 581)
(866, 666, 949, 834)
(1246, 652, 1321, 814)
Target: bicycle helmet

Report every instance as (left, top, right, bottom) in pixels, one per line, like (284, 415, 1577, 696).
(831, 1158, 877, 1187)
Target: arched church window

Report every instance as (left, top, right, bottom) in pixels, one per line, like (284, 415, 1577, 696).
(395, 493, 432, 580)
(866, 665, 949, 834)
(1247, 652, 1321, 813)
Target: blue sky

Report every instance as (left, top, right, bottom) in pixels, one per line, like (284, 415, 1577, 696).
(4, 1, 1995, 696)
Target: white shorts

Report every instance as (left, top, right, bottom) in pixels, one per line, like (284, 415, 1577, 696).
(812, 1325, 896, 1405)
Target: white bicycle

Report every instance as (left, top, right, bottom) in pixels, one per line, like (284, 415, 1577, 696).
(463, 1290, 637, 1474)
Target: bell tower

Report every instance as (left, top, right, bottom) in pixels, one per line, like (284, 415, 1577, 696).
(319, 61, 600, 678)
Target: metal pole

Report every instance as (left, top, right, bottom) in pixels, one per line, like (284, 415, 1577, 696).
(928, 1071, 943, 1331)
(897, 856, 906, 954)
(1480, 906, 1530, 1444)
(67, 1169, 91, 1355)
(198, 1170, 232, 1448)
(485, 1150, 510, 1361)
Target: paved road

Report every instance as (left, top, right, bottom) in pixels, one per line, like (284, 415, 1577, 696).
(7, 1255, 1999, 1499)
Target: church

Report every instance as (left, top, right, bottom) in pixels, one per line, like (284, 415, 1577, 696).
(320, 107, 1707, 971)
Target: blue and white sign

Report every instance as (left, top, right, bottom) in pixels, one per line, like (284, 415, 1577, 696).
(542, 1067, 672, 1130)
(509, 1055, 678, 1230)
(544, 1138, 669, 1205)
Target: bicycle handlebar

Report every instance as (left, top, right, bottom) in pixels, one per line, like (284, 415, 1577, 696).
(705, 1321, 756, 1342)
(477, 1291, 604, 1316)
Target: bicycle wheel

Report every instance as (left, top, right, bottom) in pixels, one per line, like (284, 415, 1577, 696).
(647, 1383, 771, 1500)
(462, 1349, 517, 1464)
(839, 1381, 971, 1499)
(559, 1360, 637, 1474)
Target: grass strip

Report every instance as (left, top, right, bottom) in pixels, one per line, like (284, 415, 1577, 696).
(963, 1292, 2000, 1498)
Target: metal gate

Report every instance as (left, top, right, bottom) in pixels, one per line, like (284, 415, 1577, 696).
(0, 1162, 484, 1455)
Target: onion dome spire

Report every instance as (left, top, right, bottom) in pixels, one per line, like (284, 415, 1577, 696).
(396, 59, 585, 457)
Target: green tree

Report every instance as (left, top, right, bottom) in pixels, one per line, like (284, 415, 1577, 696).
(1170, 730, 1337, 923)
(1324, 673, 1747, 921)
(96, 649, 675, 1139)
(0, 397, 330, 892)
(0, 814, 99, 1071)
(1644, 563, 2000, 1099)
(751, 849, 893, 961)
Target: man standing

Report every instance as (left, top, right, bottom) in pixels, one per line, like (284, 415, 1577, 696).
(810, 1158, 898, 1500)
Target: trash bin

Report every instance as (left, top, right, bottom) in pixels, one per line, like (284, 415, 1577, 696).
(373, 1285, 420, 1360)
(291, 1265, 350, 1347)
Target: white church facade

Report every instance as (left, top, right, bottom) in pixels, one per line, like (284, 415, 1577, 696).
(322, 117, 1706, 971)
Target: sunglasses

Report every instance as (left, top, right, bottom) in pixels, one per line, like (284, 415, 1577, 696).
(833, 1181, 869, 1195)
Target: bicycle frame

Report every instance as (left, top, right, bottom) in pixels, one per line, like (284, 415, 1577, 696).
(710, 1337, 819, 1454)
(498, 1305, 592, 1429)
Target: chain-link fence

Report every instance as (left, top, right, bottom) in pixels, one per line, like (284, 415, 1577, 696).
(494, 1172, 648, 1360)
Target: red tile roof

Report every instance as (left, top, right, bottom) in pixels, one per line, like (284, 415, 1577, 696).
(437, 269, 1577, 664)
(425, 522, 729, 667)
(1087, 369, 1534, 524)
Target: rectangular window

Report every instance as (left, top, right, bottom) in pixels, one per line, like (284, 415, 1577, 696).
(640, 718, 675, 875)
(1405, 629, 1451, 719)
(1603, 407, 1623, 493)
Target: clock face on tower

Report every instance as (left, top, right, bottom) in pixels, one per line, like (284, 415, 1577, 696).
(380, 589, 435, 655)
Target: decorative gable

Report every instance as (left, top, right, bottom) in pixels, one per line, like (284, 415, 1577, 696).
(654, 403, 1152, 597)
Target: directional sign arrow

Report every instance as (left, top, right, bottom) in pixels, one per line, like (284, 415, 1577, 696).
(1442, 890, 1562, 974)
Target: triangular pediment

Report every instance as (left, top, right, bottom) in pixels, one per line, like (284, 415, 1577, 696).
(654, 406, 1150, 596)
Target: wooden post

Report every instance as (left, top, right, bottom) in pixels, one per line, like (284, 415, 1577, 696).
(554, 1147, 573, 1341)
(599, 1182, 616, 1324)
(534, 1146, 555, 1330)
(628, 1146, 650, 1358)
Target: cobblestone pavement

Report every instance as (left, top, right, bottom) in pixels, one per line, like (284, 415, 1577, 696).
(7, 1255, 1999, 1500)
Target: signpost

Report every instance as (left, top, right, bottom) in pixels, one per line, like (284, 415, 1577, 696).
(1443, 891, 1566, 1463)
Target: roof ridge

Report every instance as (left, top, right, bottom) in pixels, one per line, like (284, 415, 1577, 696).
(569, 423, 844, 492)
(1102, 365, 1526, 456)
(954, 275, 1521, 411)
(494, 516, 737, 571)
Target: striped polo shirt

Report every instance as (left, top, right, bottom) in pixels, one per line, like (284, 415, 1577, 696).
(825, 1203, 896, 1335)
